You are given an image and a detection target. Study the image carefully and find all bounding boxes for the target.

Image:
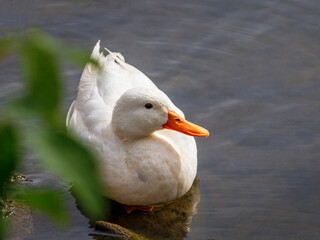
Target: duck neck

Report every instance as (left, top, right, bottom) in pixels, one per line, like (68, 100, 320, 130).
(111, 117, 159, 141)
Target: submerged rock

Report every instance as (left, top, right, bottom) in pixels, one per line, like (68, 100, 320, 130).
(2, 174, 34, 240)
(95, 221, 147, 240)
(6, 205, 34, 240)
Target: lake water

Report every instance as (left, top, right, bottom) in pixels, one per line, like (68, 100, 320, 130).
(1, 0, 320, 239)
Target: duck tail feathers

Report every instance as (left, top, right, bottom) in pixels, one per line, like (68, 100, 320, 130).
(75, 41, 129, 110)
(75, 40, 102, 110)
(91, 40, 108, 67)
(91, 40, 101, 61)
(104, 47, 127, 69)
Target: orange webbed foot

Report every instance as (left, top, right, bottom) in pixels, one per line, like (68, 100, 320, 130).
(123, 205, 154, 214)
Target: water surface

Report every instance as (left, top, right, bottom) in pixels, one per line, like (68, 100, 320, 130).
(1, 0, 320, 239)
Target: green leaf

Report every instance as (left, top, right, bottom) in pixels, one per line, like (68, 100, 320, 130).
(0, 121, 18, 240)
(0, 217, 6, 240)
(14, 188, 69, 225)
(24, 128, 106, 219)
(60, 47, 93, 68)
(17, 32, 62, 125)
(0, 37, 12, 63)
(0, 32, 107, 235)
(0, 121, 19, 197)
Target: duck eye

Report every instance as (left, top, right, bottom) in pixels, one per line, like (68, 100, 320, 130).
(145, 103, 153, 109)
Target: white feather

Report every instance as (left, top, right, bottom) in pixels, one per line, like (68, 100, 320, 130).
(66, 42, 198, 205)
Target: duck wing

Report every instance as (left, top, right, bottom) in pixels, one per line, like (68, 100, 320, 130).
(66, 41, 159, 139)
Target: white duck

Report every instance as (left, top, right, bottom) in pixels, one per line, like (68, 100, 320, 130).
(66, 41, 209, 211)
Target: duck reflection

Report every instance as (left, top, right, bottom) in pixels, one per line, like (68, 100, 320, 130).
(90, 177, 200, 240)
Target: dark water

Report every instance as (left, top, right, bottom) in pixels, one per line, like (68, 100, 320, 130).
(1, 0, 320, 239)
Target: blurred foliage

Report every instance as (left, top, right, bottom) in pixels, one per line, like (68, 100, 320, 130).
(14, 188, 69, 225)
(0, 31, 106, 239)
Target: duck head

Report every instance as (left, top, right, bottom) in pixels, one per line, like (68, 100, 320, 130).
(111, 88, 209, 140)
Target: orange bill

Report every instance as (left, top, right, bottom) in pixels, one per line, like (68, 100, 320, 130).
(163, 110, 210, 137)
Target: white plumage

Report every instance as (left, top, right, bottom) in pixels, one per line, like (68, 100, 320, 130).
(66, 41, 208, 206)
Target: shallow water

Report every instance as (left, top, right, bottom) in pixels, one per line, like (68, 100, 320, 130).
(1, 0, 320, 239)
